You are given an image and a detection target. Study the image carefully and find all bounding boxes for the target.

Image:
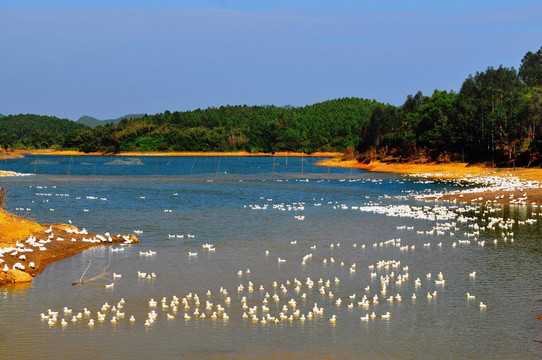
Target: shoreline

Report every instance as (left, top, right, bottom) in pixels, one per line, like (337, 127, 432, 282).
(315, 159, 542, 180)
(317, 159, 542, 205)
(0, 170, 31, 176)
(13, 149, 342, 158)
(0, 209, 138, 287)
(0, 151, 23, 160)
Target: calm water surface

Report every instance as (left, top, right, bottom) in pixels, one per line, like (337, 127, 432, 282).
(1, 156, 542, 359)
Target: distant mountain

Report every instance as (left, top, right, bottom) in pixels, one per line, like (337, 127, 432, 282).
(262, 104, 297, 109)
(76, 114, 144, 128)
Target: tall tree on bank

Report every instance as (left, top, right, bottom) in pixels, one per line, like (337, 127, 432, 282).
(519, 46, 542, 88)
(457, 66, 526, 162)
(519, 46, 542, 157)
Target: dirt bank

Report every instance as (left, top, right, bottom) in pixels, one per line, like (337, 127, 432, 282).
(14, 149, 341, 158)
(315, 159, 542, 180)
(0, 171, 26, 176)
(317, 159, 542, 205)
(0, 149, 23, 160)
(0, 209, 138, 287)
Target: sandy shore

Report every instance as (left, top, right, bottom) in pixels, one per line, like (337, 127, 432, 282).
(317, 159, 542, 205)
(0, 171, 26, 176)
(14, 149, 341, 158)
(0, 151, 23, 160)
(0, 209, 138, 287)
(316, 159, 542, 180)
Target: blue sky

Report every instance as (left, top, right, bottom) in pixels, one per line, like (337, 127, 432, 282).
(1, 1, 541, 120)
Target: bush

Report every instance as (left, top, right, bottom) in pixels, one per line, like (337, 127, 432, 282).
(0, 187, 5, 208)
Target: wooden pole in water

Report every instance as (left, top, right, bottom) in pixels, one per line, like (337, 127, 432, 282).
(215, 156, 221, 180)
(68, 155, 73, 177)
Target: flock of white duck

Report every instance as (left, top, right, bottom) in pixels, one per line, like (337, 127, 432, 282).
(38, 250, 488, 328)
(416, 173, 542, 206)
(31, 174, 542, 331)
(0, 224, 135, 274)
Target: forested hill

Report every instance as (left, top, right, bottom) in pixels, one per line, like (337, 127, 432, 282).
(0, 114, 88, 149)
(76, 114, 144, 128)
(0, 45, 541, 167)
(70, 98, 386, 153)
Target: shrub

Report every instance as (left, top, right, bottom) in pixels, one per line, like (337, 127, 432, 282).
(0, 187, 5, 208)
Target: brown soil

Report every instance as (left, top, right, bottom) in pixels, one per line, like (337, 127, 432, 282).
(0, 209, 138, 287)
(317, 159, 542, 205)
(421, 188, 542, 205)
(0, 149, 23, 160)
(316, 159, 526, 179)
(14, 149, 341, 158)
(0, 209, 44, 243)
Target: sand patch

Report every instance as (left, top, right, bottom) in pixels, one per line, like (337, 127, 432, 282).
(317, 159, 542, 205)
(0, 209, 138, 286)
(15, 149, 341, 157)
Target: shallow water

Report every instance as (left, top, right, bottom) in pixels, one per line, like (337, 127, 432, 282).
(1, 156, 542, 359)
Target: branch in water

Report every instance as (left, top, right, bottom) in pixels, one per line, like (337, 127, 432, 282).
(72, 261, 111, 285)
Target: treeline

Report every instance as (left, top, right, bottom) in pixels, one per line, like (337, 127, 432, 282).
(1, 46, 541, 166)
(71, 98, 384, 154)
(0, 99, 384, 153)
(0, 114, 87, 149)
(360, 46, 542, 166)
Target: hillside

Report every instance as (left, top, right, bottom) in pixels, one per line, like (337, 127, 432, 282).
(0, 114, 88, 149)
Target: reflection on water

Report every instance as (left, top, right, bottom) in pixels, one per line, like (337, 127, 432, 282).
(1, 156, 542, 359)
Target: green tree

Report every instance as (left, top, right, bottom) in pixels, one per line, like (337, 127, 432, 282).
(519, 46, 542, 87)
(458, 66, 526, 162)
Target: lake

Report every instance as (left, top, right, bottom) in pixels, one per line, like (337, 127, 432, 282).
(1, 155, 542, 359)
